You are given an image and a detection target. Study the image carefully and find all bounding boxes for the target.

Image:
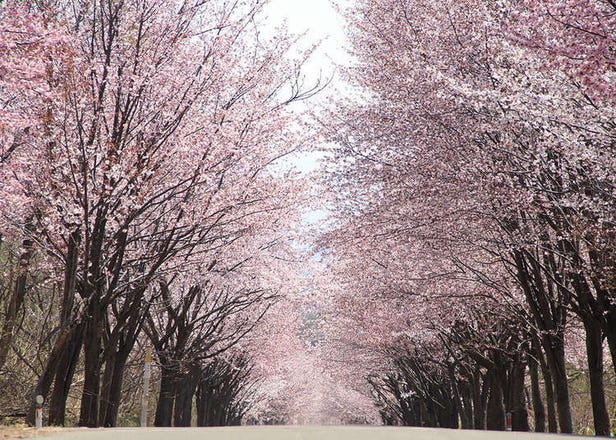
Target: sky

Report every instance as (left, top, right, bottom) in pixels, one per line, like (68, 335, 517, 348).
(265, 0, 348, 79)
(262, 0, 349, 226)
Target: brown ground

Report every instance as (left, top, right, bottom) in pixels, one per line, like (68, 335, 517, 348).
(0, 426, 74, 440)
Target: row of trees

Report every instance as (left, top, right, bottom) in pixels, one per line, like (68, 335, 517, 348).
(320, 0, 615, 436)
(3, 0, 614, 430)
(0, 0, 314, 427)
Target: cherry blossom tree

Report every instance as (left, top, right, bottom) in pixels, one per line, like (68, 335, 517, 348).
(3, 0, 614, 430)
(508, 0, 616, 105)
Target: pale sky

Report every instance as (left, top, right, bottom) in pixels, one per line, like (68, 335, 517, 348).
(262, 1, 348, 225)
(264, 0, 349, 82)
(263, 0, 350, 177)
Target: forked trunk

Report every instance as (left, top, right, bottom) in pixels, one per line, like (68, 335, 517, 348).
(48, 324, 83, 425)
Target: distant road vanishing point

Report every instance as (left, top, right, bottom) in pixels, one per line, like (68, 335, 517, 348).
(39, 426, 592, 440)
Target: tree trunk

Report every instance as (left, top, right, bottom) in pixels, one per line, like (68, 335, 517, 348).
(449, 365, 471, 429)
(48, 324, 83, 426)
(196, 380, 210, 427)
(47, 230, 81, 426)
(100, 353, 127, 427)
(100, 288, 146, 426)
(605, 320, 616, 378)
(508, 357, 529, 431)
(513, 250, 570, 432)
(588, 249, 616, 379)
(0, 238, 33, 371)
(155, 365, 176, 427)
(26, 325, 73, 426)
(78, 301, 103, 427)
(98, 356, 115, 427)
(173, 369, 200, 427)
(584, 319, 611, 436)
(542, 334, 572, 433)
(529, 355, 545, 432)
(535, 342, 557, 433)
(485, 370, 505, 431)
(460, 383, 474, 430)
(472, 366, 485, 429)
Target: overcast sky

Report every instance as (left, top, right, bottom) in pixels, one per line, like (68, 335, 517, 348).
(262, 0, 348, 225)
(264, 0, 348, 82)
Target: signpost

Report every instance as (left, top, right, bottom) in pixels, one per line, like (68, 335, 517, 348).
(35, 395, 44, 428)
(140, 343, 152, 427)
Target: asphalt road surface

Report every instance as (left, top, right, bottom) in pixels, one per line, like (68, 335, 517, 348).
(38, 426, 592, 440)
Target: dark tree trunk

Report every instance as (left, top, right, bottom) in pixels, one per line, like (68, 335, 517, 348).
(460, 383, 474, 429)
(99, 357, 115, 427)
(173, 369, 200, 427)
(47, 230, 81, 426)
(100, 341, 133, 427)
(196, 383, 210, 427)
(472, 366, 485, 429)
(79, 300, 103, 427)
(535, 343, 557, 433)
(485, 370, 505, 431)
(99, 284, 147, 426)
(196, 378, 216, 427)
(587, 249, 616, 379)
(413, 400, 422, 427)
(155, 366, 176, 427)
(449, 365, 471, 429)
(446, 396, 459, 429)
(542, 334, 572, 433)
(101, 357, 125, 427)
(48, 324, 83, 426)
(584, 320, 611, 436)
(508, 357, 529, 431)
(424, 401, 437, 427)
(78, 206, 109, 427)
(529, 355, 545, 432)
(607, 324, 616, 378)
(26, 325, 73, 426)
(513, 249, 571, 433)
(436, 394, 458, 429)
(0, 238, 33, 371)
(566, 247, 611, 436)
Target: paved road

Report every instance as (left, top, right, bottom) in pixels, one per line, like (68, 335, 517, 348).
(38, 426, 592, 440)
